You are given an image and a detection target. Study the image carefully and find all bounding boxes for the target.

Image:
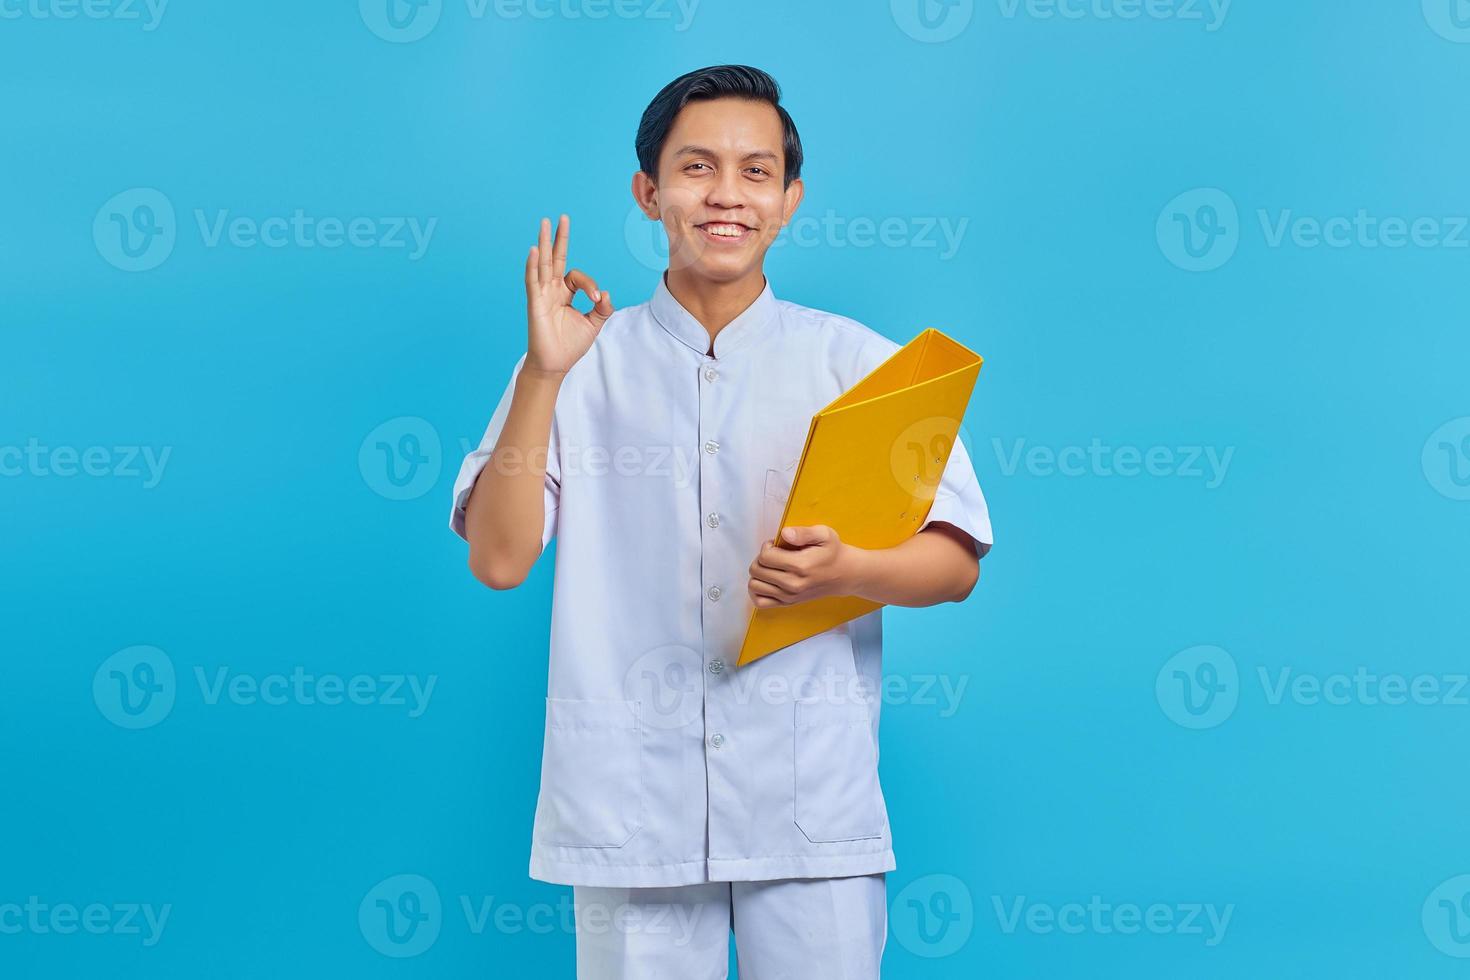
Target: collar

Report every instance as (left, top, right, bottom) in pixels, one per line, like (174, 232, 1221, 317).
(649, 273, 779, 359)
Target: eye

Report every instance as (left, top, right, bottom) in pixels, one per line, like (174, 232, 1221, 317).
(685, 162, 712, 173)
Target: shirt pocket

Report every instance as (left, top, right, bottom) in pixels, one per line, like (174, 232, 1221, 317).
(792, 699, 884, 843)
(533, 698, 644, 848)
(762, 458, 799, 541)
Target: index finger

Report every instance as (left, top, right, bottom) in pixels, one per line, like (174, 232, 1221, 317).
(756, 541, 805, 574)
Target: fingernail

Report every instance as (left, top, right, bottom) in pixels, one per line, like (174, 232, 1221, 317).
(592, 290, 601, 302)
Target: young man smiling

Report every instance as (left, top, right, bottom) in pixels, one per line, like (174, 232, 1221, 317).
(451, 65, 992, 979)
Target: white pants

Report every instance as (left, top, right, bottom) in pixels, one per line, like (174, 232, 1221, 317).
(572, 874, 887, 980)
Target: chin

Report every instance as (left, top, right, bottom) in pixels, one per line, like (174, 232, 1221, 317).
(670, 244, 759, 283)
(690, 259, 756, 283)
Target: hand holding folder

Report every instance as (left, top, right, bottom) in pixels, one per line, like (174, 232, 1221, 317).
(738, 328, 984, 666)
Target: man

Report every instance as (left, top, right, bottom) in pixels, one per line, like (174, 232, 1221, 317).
(451, 64, 992, 979)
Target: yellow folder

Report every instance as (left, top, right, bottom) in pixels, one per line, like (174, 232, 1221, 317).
(737, 328, 984, 666)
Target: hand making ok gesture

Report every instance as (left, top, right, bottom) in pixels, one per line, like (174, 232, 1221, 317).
(524, 214, 615, 376)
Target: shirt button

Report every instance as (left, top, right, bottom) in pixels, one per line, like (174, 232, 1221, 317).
(704, 440, 720, 455)
(709, 733, 725, 748)
(708, 660, 725, 674)
(707, 585, 722, 601)
(706, 512, 720, 528)
(704, 367, 718, 382)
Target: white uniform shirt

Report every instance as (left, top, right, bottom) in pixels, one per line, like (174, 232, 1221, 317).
(450, 275, 993, 887)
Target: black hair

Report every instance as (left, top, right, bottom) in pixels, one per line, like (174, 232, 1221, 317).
(635, 65, 803, 189)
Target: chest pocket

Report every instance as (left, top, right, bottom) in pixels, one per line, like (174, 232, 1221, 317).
(762, 456, 799, 542)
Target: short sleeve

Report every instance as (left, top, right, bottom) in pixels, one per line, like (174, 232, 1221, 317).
(448, 353, 561, 552)
(919, 429, 993, 558)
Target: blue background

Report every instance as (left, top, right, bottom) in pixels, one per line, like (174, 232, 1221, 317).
(4, 1, 1470, 976)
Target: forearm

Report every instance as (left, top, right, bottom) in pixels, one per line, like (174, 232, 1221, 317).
(842, 523, 980, 607)
(463, 366, 563, 588)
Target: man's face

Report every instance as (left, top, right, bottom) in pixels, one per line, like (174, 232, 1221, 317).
(637, 97, 803, 284)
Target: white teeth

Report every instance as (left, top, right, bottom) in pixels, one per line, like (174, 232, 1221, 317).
(704, 223, 747, 238)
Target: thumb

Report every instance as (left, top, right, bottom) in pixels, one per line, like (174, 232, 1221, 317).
(781, 524, 832, 548)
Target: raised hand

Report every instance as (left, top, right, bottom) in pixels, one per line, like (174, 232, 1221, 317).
(524, 214, 614, 376)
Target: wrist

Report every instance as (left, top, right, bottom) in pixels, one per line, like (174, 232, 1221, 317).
(838, 542, 878, 601)
(518, 363, 566, 389)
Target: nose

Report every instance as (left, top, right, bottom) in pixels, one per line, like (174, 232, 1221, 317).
(703, 167, 746, 213)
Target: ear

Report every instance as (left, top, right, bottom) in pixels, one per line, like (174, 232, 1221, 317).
(631, 170, 659, 220)
(780, 177, 804, 228)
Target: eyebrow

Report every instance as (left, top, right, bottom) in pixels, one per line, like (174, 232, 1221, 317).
(671, 145, 780, 164)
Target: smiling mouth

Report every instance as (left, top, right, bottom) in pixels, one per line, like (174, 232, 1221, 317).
(696, 221, 756, 242)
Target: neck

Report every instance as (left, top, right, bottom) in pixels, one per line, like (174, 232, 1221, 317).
(664, 268, 767, 352)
